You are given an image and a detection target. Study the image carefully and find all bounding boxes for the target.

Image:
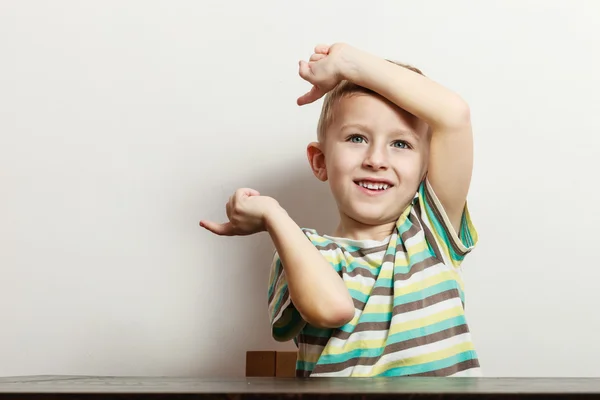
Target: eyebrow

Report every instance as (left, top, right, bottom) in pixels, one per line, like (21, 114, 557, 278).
(339, 123, 418, 139)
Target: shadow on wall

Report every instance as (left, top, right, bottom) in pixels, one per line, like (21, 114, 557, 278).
(197, 159, 339, 377)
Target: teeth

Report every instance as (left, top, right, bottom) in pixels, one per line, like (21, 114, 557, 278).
(359, 182, 389, 190)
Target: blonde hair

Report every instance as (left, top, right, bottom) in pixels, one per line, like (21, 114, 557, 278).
(316, 61, 425, 143)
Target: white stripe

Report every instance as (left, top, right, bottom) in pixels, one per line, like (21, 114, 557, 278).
(393, 260, 451, 289)
(342, 273, 376, 287)
(310, 365, 354, 377)
(358, 295, 393, 305)
(403, 228, 426, 248)
(324, 299, 463, 349)
(349, 332, 474, 376)
(327, 329, 389, 348)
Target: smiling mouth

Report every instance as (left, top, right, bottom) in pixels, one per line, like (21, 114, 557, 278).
(354, 181, 393, 191)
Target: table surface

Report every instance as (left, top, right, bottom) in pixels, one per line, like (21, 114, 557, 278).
(0, 375, 600, 395)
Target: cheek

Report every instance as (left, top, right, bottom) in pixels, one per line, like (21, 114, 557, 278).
(393, 153, 426, 179)
(325, 154, 356, 191)
(326, 150, 353, 175)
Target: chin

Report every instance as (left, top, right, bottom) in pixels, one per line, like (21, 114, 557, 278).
(346, 207, 398, 226)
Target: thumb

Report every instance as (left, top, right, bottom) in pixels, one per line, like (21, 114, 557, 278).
(297, 85, 325, 106)
(199, 220, 235, 236)
(245, 188, 260, 197)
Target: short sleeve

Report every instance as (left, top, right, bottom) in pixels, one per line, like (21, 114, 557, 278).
(417, 178, 478, 268)
(267, 252, 306, 342)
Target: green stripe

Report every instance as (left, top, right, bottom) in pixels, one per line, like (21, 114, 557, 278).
(392, 280, 461, 307)
(267, 258, 282, 299)
(375, 350, 478, 377)
(318, 316, 467, 365)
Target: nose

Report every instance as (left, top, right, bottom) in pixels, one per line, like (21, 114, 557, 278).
(362, 145, 389, 170)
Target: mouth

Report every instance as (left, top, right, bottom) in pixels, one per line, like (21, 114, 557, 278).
(354, 179, 394, 195)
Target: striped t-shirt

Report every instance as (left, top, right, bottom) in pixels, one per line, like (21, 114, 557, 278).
(267, 178, 481, 377)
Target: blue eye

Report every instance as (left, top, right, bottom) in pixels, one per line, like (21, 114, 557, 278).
(392, 141, 409, 149)
(348, 135, 365, 143)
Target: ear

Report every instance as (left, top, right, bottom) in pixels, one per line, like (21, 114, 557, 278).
(306, 141, 328, 181)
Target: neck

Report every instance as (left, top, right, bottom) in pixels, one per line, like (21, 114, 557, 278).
(332, 214, 397, 242)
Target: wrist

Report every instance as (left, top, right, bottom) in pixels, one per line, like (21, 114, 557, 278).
(335, 43, 364, 83)
(263, 205, 289, 232)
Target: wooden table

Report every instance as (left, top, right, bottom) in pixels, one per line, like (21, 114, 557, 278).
(1, 375, 600, 399)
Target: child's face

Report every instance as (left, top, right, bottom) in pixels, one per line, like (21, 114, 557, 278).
(316, 94, 430, 227)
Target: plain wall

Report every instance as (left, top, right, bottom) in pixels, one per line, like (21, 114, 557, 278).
(1, 0, 599, 377)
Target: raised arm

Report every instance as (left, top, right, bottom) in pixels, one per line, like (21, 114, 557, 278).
(200, 189, 354, 328)
(298, 43, 473, 232)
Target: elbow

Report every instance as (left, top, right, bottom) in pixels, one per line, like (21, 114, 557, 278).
(448, 98, 471, 128)
(301, 297, 355, 329)
(435, 97, 471, 130)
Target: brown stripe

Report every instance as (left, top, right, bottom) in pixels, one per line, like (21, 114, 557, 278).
(296, 368, 310, 378)
(340, 240, 440, 281)
(272, 289, 290, 322)
(298, 334, 330, 347)
(330, 289, 461, 341)
(312, 242, 385, 280)
(313, 242, 342, 252)
(334, 322, 391, 341)
(332, 256, 447, 320)
(351, 297, 365, 309)
(399, 212, 422, 243)
(422, 182, 468, 257)
(346, 244, 397, 279)
(382, 324, 471, 357)
(413, 200, 444, 262)
(344, 264, 379, 280)
(410, 358, 480, 377)
(347, 243, 389, 257)
(365, 255, 441, 298)
(299, 358, 479, 377)
(267, 258, 284, 305)
(392, 288, 461, 315)
(392, 253, 440, 282)
(310, 324, 472, 375)
(314, 242, 389, 260)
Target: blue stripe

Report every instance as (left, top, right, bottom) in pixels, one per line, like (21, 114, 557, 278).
(318, 316, 467, 364)
(317, 260, 345, 273)
(347, 289, 370, 304)
(272, 308, 304, 341)
(296, 360, 316, 371)
(270, 288, 287, 320)
(387, 315, 467, 343)
(375, 350, 478, 377)
(373, 278, 392, 287)
(267, 258, 282, 299)
(318, 347, 385, 364)
(400, 248, 433, 264)
(346, 261, 382, 275)
(357, 312, 392, 323)
(393, 280, 460, 307)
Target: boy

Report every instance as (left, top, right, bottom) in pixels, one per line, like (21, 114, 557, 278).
(200, 43, 480, 377)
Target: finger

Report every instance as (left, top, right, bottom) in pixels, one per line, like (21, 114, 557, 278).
(297, 85, 325, 106)
(298, 60, 313, 82)
(234, 188, 260, 205)
(199, 220, 235, 236)
(309, 53, 326, 62)
(314, 44, 330, 55)
(226, 201, 232, 219)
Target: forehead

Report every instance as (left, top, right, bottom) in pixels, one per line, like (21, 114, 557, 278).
(329, 93, 427, 138)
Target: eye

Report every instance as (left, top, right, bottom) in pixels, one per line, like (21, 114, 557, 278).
(347, 134, 366, 144)
(392, 140, 410, 149)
